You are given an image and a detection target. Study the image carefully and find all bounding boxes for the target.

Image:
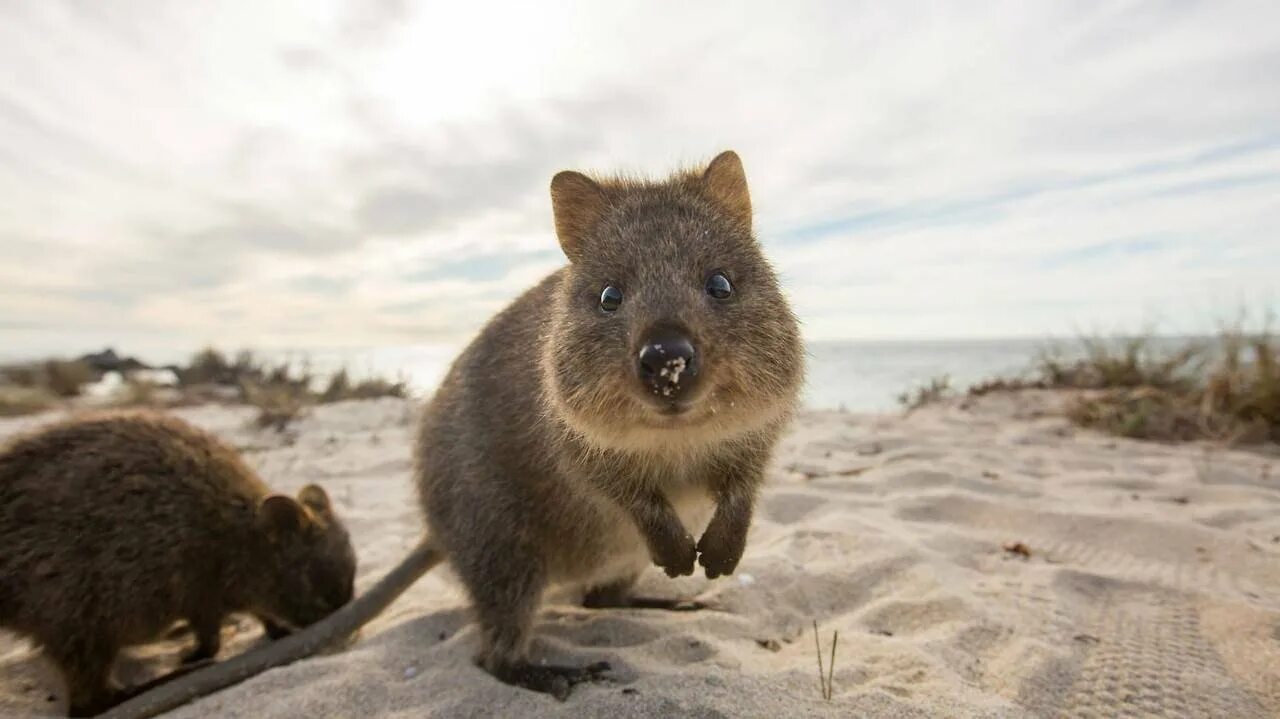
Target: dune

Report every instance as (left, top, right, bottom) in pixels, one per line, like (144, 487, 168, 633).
(2, 392, 1277, 717)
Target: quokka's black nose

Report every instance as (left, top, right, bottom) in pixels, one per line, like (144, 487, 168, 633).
(637, 330, 700, 401)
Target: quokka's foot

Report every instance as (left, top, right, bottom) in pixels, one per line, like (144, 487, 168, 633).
(583, 594, 707, 612)
(489, 659, 612, 701)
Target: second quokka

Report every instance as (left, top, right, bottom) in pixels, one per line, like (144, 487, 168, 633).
(0, 411, 356, 717)
(102, 150, 803, 716)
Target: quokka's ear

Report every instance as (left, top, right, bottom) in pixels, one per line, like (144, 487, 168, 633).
(701, 150, 752, 231)
(258, 495, 310, 537)
(550, 170, 608, 263)
(298, 484, 332, 517)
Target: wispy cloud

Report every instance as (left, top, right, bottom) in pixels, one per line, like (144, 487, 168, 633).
(1, 0, 1277, 359)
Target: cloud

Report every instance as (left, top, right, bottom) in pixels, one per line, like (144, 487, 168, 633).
(339, 0, 414, 47)
(343, 92, 656, 236)
(0, 0, 1277, 359)
(182, 216, 353, 255)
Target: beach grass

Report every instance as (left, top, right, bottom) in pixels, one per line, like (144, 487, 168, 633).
(961, 325, 1280, 444)
(0, 347, 407, 429)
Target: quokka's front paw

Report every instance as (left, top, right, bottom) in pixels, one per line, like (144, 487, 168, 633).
(696, 520, 746, 579)
(648, 526, 698, 577)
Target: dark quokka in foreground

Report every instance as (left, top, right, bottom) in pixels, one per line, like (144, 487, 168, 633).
(101, 150, 803, 717)
(0, 412, 356, 716)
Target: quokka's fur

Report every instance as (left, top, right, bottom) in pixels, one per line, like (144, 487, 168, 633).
(0, 411, 355, 717)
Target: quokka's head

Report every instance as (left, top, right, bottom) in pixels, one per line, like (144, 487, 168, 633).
(542, 151, 804, 454)
(251, 484, 356, 631)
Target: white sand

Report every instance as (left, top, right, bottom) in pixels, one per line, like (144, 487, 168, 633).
(2, 392, 1278, 717)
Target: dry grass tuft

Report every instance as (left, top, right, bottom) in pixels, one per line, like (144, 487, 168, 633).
(1034, 336, 1204, 392)
(321, 368, 407, 403)
(0, 358, 100, 416)
(244, 381, 311, 432)
(965, 325, 1280, 445)
(0, 359, 97, 398)
(0, 386, 61, 417)
(897, 375, 953, 411)
(0, 347, 410, 424)
(1060, 330, 1278, 443)
(182, 351, 407, 431)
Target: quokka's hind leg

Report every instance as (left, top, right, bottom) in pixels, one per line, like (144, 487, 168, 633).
(258, 616, 293, 640)
(583, 574, 707, 612)
(488, 658, 613, 701)
(459, 539, 611, 700)
(48, 636, 120, 718)
(181, 612, 222, 663)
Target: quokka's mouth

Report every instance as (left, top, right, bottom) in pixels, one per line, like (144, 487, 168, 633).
(634, 395, 706, 426)
(655, 401, 692, 416)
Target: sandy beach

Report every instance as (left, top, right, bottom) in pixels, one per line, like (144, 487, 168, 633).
(1, 392, 1277, 718)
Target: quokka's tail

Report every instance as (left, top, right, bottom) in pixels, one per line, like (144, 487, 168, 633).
(101, 539, 445, 719)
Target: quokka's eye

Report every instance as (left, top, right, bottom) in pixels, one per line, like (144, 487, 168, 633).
(599, 285, 623, 312)
(705, 272, 733, 300)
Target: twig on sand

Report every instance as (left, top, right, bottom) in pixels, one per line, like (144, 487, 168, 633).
(1002, 541, 1032, 559)
(812, 620, 839, 701)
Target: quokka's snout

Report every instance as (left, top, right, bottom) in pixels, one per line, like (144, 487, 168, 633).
(636, 323, 701, 406)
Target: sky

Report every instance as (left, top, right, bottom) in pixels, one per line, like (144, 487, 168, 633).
(1, 0, 1278, 361)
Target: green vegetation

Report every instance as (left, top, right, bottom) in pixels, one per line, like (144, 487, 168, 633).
(0, 386, 60, 417)
(0, 347, 408, 430)
(0, 359, 94, 416)
(0, 359, 95, 398)
(178, 348, 408, 431)
(1057, 330, 1278, 443)
(913, 327, 1279, 445)
(896, 375, 953, 411)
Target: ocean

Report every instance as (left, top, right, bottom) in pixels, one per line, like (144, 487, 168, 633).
(801, 338, 1050, 411)
(277, 337, 1060, 414)
(6, 335, 1212, 413)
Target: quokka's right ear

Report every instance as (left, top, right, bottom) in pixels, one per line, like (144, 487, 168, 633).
(258, 495, 310, 537)
(550, 170, 608, 263)
(701, 150, 752, 231)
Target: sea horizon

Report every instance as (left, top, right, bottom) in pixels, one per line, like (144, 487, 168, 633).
(1, 334, 1221, 414)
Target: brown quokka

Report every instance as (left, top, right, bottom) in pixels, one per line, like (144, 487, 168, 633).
(0, 411, 356, 716)
(415, 149, 804, 696)
(101, 150, 803, 717)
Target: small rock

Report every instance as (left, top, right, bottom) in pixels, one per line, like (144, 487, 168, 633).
(404, 665, 419, 679)
(787, 462, 828, 479)
(755, 638, 782, 652)
(737, 573, 756, 586)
